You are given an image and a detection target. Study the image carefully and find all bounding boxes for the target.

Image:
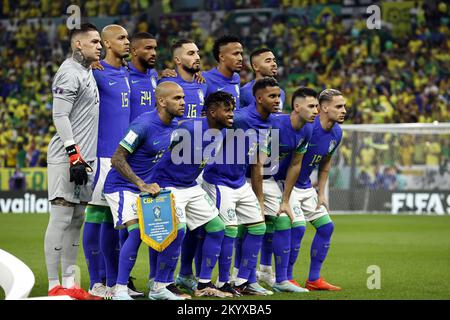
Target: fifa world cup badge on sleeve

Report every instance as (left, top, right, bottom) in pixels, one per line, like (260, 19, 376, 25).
(136, 190, 177, 252)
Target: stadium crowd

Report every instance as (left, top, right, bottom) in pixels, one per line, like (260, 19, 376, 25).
(0, 1, 448, 169)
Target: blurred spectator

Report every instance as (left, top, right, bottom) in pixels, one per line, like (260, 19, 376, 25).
(9, 166, 26, 191)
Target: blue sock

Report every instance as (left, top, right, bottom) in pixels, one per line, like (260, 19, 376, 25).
(273, 229, 291, 283)
(260, 232, 273, 267)
(309, 222, 334, 281)
(194, 227, 205, 278)
(288, 225, 306, 280)
(248, 266, 257, 284)
(117, 228, 141, 285)
(218, 235, 235, 283)
(148, 247, 158, 280)
(179, 229, 198, 277)
(234, 235, 243, 270)
(199, 230, 224, 280)
(237, 233, 264, 281)
(119, 228, 128, 248)
(100, 222, 120, 287)
(99, 251, 106, 284)
(155, 227, 185, 284)
(82, 222, 102, 289)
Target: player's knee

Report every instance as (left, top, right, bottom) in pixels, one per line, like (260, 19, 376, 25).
(224, 226, 238, 238)
(205, 216, 225, 233)
(316, 221, 334, 238)
(274, 216, 291, 231)
(247, 222, 266, 236)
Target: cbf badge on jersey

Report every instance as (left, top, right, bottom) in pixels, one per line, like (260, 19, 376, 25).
(136, 190, 177, 252)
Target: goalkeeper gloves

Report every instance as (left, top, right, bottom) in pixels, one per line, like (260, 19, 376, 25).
(66, 144, 92, 185)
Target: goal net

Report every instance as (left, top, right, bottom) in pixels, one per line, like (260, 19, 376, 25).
(323, 123, 450, 215)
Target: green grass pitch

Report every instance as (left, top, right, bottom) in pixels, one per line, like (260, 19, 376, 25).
(1, 214, 449, 300)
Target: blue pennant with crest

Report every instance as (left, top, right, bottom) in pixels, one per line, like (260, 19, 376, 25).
(136, 189, 177, 252)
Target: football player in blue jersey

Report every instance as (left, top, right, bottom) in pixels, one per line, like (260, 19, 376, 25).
(159, 39, 207, 120)
(128, 32, 159, 122)
(103, 81, 185, 300)
(148, 91, 235, 299)
(240, 48, 285, 110)
(280, 89, 346, 291)
(257, 87, 318, 293)
(203, 35, 243, 109)
(81, 24, 131, 299)
(201, 77, 280, 296)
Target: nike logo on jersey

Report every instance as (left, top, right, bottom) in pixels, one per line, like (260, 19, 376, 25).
(309, 143, 317, 147)
(109, 81, 117, 86)
(131, 80, 141, 84)
(153, 140, 161, 145)
(217, 87, 225, 91)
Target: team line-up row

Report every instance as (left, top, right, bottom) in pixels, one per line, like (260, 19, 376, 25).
(43, 23, 347, 300)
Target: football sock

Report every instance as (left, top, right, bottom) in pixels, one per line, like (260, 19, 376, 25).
(309, 220, 334, 282)
(218, 226, 237, 283)
(179, 228, 198, 276)
(237, 223, 266, 281)
(148, 247, 158, 280)
(287, 223, 306, 280)
(194, 226, 205, 278)
(233, 225, 246, 270)
(117, 225, 140, 285)
(100, 221, 120, 287)
(260, 216, 275, 270)
(82, 205, 104, 289)
(44, 204, 74, 291)
(62, 204, 85, 288)
(119, 228, 128, 248)
(199, 216, 225, 280)
(157, 224, 185, 283)
(273, 216, 291, 283)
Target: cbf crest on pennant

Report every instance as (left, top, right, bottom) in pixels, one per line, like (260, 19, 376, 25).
(136, 189, 177, 252)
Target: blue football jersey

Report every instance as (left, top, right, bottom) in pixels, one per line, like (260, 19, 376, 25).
(159, 74, 207, 119)
(203, 67, 241, 109)
(103, 111, 177, 194)
(271, 114, 313, 180)
(128, 62, 158, 122)
(294, 116, 342, 189)
(203, 105, 273, 189)
(93, 60, 131, 158)
(240, 79, 286, 111)
(150, 118, 223, 188)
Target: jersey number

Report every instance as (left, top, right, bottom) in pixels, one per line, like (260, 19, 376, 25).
(309, 154, 322, 167)
(140, 91, 152, 106)
(121, 92, 129, 108)
(187, 104, 197, 118)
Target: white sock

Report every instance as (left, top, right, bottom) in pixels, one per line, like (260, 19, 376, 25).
(199, 279, 210, 284)
(48, 279, 60, 291)
(235, 277, 247, 286)
(62, 276, 75, 288)
(216, 281, 225, 288)
(232, 267, 239, 276)
(260, 265, 272, 273)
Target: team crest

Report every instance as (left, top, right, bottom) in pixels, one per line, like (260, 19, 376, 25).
(328, 140, 337, 154)
(293, 206, 302, 217)
(175, 207, 184, 218)
(132, 202, 137, 214)
(227, 208, 236, 220)
(198, 89, 204, 104)
(153, 206, 161, 220)
(151, 76, 157, 88)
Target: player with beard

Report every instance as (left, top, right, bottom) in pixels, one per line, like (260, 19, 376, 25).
(128, 32, 160, 122)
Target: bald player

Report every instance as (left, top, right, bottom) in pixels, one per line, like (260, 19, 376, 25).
(80, 24, 133, 298)
(45, 23, 101, 300)
(103, 81, 185, 300)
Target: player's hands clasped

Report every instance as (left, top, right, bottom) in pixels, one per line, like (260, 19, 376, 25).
(66, 144, 92, 185)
